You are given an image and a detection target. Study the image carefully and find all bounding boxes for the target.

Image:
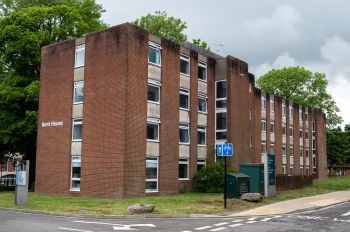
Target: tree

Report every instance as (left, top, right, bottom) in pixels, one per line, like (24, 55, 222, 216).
(133, 11, 187, 43)
(327, 127, 350, 168)
(256, 66, 343, 128)
(193, 38, 210, 50)
(0, 2, 106, 183)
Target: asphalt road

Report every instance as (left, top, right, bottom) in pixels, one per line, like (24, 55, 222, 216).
(0, 202, 350, 232)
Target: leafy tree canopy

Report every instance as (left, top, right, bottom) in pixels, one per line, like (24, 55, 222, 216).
(133, 11, 187, 43)
(193, 38, 210, 50)
(0, 1, 106, 163)
(327, 125, 350, 167)
(256, 66, 343, 128)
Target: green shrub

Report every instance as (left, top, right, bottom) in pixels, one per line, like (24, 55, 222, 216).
(193, 161, 235, 193)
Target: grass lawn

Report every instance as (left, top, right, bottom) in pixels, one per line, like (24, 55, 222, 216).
(0, 176, 349, 216)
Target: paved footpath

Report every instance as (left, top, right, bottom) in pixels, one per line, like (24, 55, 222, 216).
(231, 190, 350, 216)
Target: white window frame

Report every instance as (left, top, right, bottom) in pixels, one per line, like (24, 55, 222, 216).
(72, 118, 83, 142)
(198, 62, 207, 81)
(282, 145, 286, 156)
(282, 165, 286, 175)
(197, 159, 206, 170)
(215, 80, 227, 143)
(145, 157, 159, 193)
(270, 97, 275, 113)
(197, 126, 206, 146)
(70, 155, 81, 192)
(147, 79, 161, 104)
(179, 124, 190, 144)
(270, 121, 275, 133)
(305, 149, 309, 158)
(290, 147, 294, 157)
(289, 105, 293, 117)
(179, 158, 189, 180)
(179, 88, 190, 110)
(270, 143, 275, 154)
(282, 123, 286, 135)
(300, 129, 303, 139)
(147, 118, 160, 142)
(299, 109, 303, 121)
(300, 148, 303, 157)
(261, 140, 266, 154)
(148, 42, 162, 66)
(282, 103, 286, 116)
(180, 54, 190, 76)
(261, 119, 266, 132)
(74, 44, 85, 68)
(289, 125, 293, 137)
(198, 94, 207, 113)
(73, 81, 84, 104)
(261, 95, 266, 110)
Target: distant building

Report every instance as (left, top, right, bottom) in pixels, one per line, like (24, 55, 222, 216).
(35, 23, 327, 198)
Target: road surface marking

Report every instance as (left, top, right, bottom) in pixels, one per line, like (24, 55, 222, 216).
(273, 215, 283, 218)
(260, 218, 272, 222)
(59, 228, 93, 232)
(74, 221, 155, 231)
(213, 222, 229, 226)
(231, 219, 243, 223)
(195, 226, 212, 230)
(246, 221, 257, 224)
(341, 211, 350, 216)
(247, 217, 257, 221)
(210, 227, 226, 231)
(229, 223, 244, 227)
(182, 231, 192, 232)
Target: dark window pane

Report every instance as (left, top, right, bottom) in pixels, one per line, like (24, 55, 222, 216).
(180, 58, 189, 75)
(216, 81, 227, 98)
(216, 131, 227, 140)
(148, 85, 159, 102)
(216, 100, 227, 109)
(179, 163, 188, 178)
(147, 124, 158, 140)
(149, 47, 160, 64)
(198, 65, 206, 80)
(216, 112, 227, 130)
(180, 94, 189, 109)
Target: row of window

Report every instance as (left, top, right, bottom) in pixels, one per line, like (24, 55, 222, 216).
(147, 120, 206, 145)
(216, 80, 227, 141)
(282, 165, 310, 175)
(148, 82, 207, 113)
(149, 42, 207, 81)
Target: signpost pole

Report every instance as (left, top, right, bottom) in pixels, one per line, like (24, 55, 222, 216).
(224, 156, 227, 209)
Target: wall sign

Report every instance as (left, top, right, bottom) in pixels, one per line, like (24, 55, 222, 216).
(41, 121, 64, 128)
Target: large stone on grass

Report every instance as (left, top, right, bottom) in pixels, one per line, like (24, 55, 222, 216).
(241, 193, 263, 202)
(127, 204, 155, 214)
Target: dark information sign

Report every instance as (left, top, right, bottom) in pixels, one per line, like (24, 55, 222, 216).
(268, 154, 276, 186)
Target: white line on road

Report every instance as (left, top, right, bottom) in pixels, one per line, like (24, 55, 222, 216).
(59, 227, 93, 232)
(246, 221, 257, 224)
(195, 226, 212, 230)
(260, 218, 272, 222)
(273, 215, 283, 218)
(341, 211, 350, 216)
(210, 227, 226, 231)
(213, 222, 229, 226)
(247, 217, 257, 221)
(231, 219, 243, 223)
(229, 223, 243, 227)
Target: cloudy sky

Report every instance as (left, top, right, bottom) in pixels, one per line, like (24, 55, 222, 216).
(96, 0, 350, 126)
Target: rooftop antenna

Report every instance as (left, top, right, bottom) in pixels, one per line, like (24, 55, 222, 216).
(214, 43, 224, 55)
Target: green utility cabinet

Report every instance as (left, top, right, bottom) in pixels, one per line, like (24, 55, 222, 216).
(226, 173, 250, 199)
(239, 163, 264, 195)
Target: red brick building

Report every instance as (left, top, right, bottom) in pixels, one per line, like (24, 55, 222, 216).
(35, 23, 327, 197)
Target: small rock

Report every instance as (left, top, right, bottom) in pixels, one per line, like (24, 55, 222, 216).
(241, 193, 263, 202)
(127, 204, 155, 214)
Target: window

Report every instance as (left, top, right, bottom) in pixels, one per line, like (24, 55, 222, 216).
(146, 157, 158, 192)
(305, 130, 309, 140)
(289, 106, 293, 117)
(261, 95, 266, 110)
(282, 103, 286, 116)
(306, 149, 309, 158)
(305, 111, 309, 122)
(74, 44, 85, 68)
(216, 81, 227, 99)
(72, 119, 83, 141)
(312, 157, 317, 174)
(261, 119, 266, 132)
(148, 42, 161, 66)
(180, 55, 190, 76)
(261, 140, 266, 154)
(270, 98, 275, 113)
(299, 110, 303, 120)
(197, 127, 206, 145)
(282, 123, 286, 135)
(282, 165, 286, 175)
(73, 81, 84, 104)
(198, 94, 207, 113)
(179, 159, 189, 179)
(147, 80, 161, 103)
(306, 167, 310, 175)
(300, 166, 304, 175)
(147, 118, 159, 141)
(216, 80, 227, 142)
(289, 125, 293, 137)
(270, 121, 275, 133)
(179, 89, 190, 110)
(290, 147, 293, 157)
(299, 129, 303, 139)
(312, 139, 316, 149)
(290, 167, 294, 176)
(179, 124, 190, 144)
(197, 159, 206, 171)
(270, 143, 275, 154)
(71, 156, 81, 191)
(282, 145, 286, 156)
(198, 62, 207, 81)
(300, 148, 303, 157)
